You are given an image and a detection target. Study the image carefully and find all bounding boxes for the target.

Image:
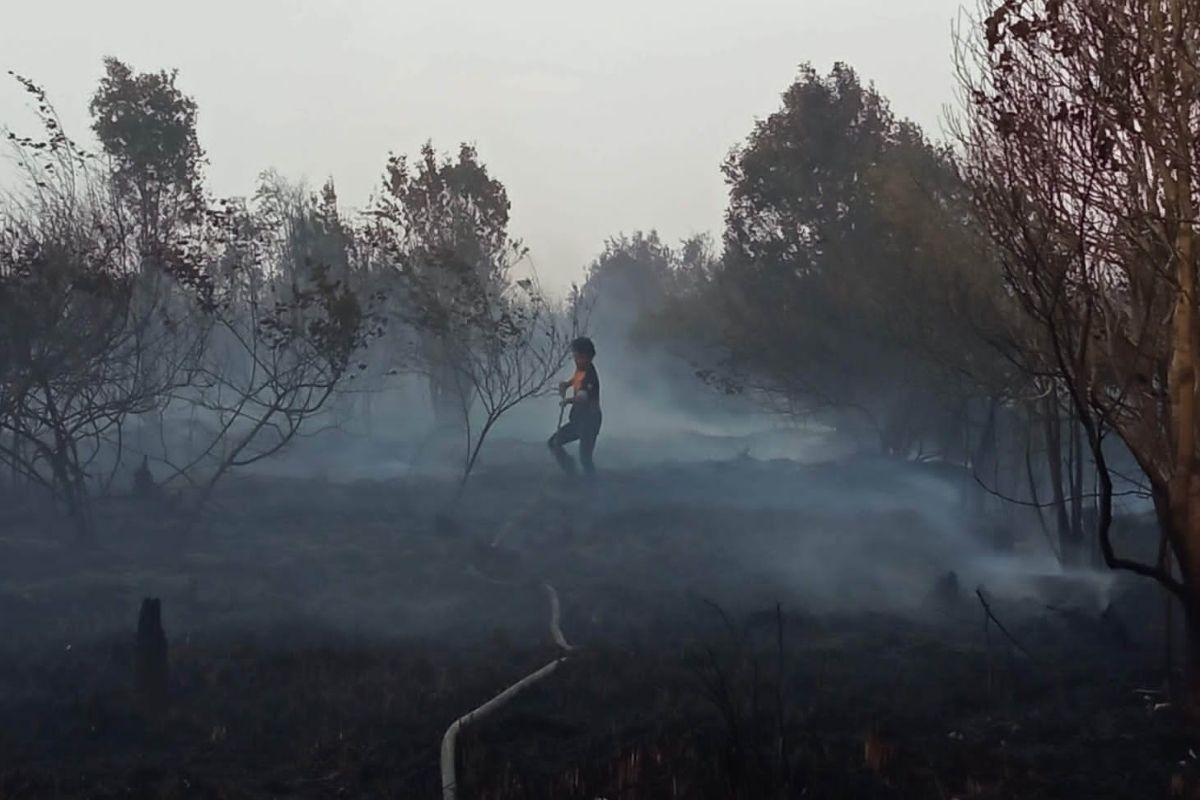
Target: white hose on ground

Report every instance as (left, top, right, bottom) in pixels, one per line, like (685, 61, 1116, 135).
(440, 658, 566, 800)
(440, 581, 575, 800)
(543, 582, 574, 652)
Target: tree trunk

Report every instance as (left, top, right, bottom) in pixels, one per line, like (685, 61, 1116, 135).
(1181, 584, 1200, 712)
(1068, 412, 1086, 561)
(1043, 395, 1077, 564)
(135, 597, 168, 711)
(428, 350, 470, 432)
(1167, 486, 1200, 711)
(362, 385, 375, 437)
(1023, 410, 1058, 560)
(1160, 0, 1200, 715)
(970, 397, 1000, 517)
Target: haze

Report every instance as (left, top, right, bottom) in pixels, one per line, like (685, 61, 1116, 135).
(0, 0, 963, 293)
(3, 2, 1191, 795)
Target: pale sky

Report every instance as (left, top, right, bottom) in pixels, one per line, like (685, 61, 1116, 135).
(1, 0, 967, 293)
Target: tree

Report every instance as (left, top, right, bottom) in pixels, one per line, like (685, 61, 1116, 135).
(152, 175, 373, 512)
(1, 67, 372, 535)
(89, 57, 205, 264)
(704, 63, 1014, 457)
(0, 74, 201, 538)
(581, 230, 676, 336)
(363, 142, 578, 488)
(428, 266, 576, 488)
(581, 231, 727, 415)
(956, 0, 1200, 694)
(369, 142, 523, 433)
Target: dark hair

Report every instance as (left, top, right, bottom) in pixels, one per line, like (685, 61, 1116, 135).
(571, 336, 596, 359)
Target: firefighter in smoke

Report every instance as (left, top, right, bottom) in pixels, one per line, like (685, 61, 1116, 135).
(548, 337, 601, 479)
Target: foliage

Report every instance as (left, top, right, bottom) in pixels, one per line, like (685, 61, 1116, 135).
(653, 63, 1017, 457)
(152, 174, 375, 510)
(0, 68, 374, 533)
(367, 142, 526, 432)
(0, 74, 204, 536)
(89, 57, 206, 259)
(367, 142, 574, 485)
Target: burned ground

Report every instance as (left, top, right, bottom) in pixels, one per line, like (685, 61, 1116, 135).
(0, 447, 1191, 799)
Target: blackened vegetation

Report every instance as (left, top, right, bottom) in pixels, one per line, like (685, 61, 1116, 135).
(2, 15, 1200, 797)
(0, 460, 1191, 799)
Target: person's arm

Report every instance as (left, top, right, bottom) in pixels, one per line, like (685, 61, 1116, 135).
(574, 368, 598, 404)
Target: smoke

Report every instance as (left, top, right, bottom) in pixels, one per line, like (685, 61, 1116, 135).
(0, 295, 1129, 656)
(214, 317, 1124, 643)
(223, 296, 1120, 626)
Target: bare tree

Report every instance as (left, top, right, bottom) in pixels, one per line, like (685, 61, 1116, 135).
(956, 0, 1200, 698)
(406, 252, 579, 488)
(1, 67, 376, 533)
(151, 177, 374, 511)
(0, 75, 202, 538)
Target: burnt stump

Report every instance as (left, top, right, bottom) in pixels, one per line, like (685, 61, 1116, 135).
(135, 597, 168, 709)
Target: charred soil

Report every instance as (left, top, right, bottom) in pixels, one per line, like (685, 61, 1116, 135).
(0, 456, 1190, 798)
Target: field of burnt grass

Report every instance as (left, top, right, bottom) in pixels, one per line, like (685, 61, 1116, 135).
(0, 454, 1194, 798)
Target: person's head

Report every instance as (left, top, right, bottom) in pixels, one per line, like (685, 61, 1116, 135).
(571, 336, 596, 368)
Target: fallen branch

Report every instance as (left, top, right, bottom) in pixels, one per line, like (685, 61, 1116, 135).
(975, 587, 1033, 660)
(440, 581, 575, 800)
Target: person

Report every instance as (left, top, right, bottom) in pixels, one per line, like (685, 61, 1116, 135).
(548, 337, 601, 479)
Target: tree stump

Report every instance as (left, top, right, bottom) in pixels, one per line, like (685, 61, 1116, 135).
(135, 597, 168, 709)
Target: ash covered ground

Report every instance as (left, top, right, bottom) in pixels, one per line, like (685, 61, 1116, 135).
(0, 426, 1189, 799)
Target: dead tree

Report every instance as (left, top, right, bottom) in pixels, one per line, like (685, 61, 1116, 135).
(956, 0, 1200, 703)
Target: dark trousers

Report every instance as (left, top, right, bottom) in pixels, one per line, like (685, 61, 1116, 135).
(548, 414, 601, 477)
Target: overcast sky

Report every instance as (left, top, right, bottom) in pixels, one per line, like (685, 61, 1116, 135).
(1, 0, 968, 293)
